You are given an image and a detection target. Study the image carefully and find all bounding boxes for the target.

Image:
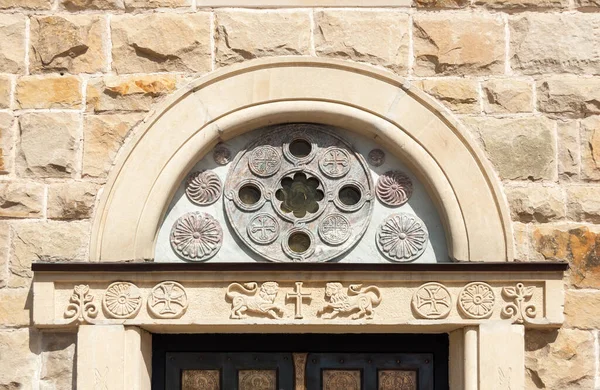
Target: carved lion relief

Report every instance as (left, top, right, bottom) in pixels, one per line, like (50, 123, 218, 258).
(318, 283, 382, 320)
(226, 282, 285, 319)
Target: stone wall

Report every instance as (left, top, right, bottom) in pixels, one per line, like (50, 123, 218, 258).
(0, 0, 599, 389)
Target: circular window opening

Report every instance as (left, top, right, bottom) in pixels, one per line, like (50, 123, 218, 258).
(288, 231, 311, 253)
(289, 139, 312, 158)
(238, 184, 261, 205)
(339, 185, 361, 206)
(275, 172, 324, 218)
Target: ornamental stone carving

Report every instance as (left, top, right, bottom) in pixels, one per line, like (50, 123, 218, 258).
(368, 148, 385, 167)
(412, 282, 452, 319)
(185, 170, 222, 205)
(286, 282, 312, 319)
(239, 370, 276, 390)
(148, 281, 188, 319)
(323, 370, 360, 390)
(170, 212, 223, 261)
(318, 283, 382, 320)
(501, 283, 538, 324)
(458, 282, 495, 319)
(249, 145, 281, 177)
(64, 284, 98, 324)
(376, 170, 413, 207)
(377, 214, 428, 262)
(213, 144, 231, 166)
(319, 147, 351, 178)
(226, 282, 285, 319)
(318, 213, 351, 245)
(102, 282, 142, 319)
(247, 214, 280, 245)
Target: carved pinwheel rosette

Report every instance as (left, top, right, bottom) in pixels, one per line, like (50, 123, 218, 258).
(185, 170, 222, 205)
(223, 124, 374, 262)
(376, 170, 413, 207)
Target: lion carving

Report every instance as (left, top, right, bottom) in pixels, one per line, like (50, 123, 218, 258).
(318, 283, 382, 320)
(225, 282, 284, 319)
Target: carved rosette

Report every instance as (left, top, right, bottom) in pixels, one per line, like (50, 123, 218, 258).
(501, 283, 537, 324)
(148, 281, 188, 319)
(170, 212, 223, 261)
(376, 171, 413, 206)
(412, 282, 452, 319)
(458, 282, 495, 319)
(247, 214, 280, 245)
(319, 147, 351, 178)
(318, 213, 351, 245)
(368, 148, 385, 167)
(185, 170, 222, 205)
(64, 284, 98, 324)
(377, 214, 428, 262)
(102, 282, 142, 319)
(249, 145, 281, 177)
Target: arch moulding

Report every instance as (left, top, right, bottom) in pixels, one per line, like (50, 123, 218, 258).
(90, 57, 513, 263)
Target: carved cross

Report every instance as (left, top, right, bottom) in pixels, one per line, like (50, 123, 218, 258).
(322, 149, 349, 174)
(286, 282, 312, 319)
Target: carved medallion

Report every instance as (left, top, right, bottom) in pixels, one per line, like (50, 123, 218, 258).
(185, 170, 222, 205)
(501, 283, 537, 324)
(213, 144, 231, 166)
(323, 370, 360, 390)
(249, 145, 281, 177)
(458, 282, 495, 319)
(379, 371, 417, 390)
(368, 148, 385, 167)
(377, 214, 428, 262)
(376, 171, 413, 207)
(318, 283, 382, 320)
(182, 370, 220, 390)
(170, 212, 223, 261)
(319, 147, 351, 178)
(239, 370, 276, 390)
(148, 281, 188, 319)
(247, 214, 280, 245)
(412, 282, 452, 319)
(318, 213, 351, 245)
(102, 282, 142, 319)
(226, 282, 285, 319)
(64, 284, 98, 324)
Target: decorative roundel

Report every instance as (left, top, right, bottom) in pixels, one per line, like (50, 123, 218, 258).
(377, 213, 428, 262)
(319, 147, 351, 178)
(412, 282, 452, 319)
(148, 281, 188, 319)
(458, 282, 496, 319)
(376, 170, 413, 207)
(213, 144, 232, 166)
(248, 145, 281, 177)
(247, 213, 280, 245)
(170, 212, 223, 262)
(368, 148, 386, 167)
(185, 170, 222, 205)
(318, 213, 351, 245)
(102, 282, 142, 319)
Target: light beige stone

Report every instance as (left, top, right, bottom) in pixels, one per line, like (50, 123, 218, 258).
(16, 75, 82, 109)
(61, 0, 124, 10)
(0, 329, 39, 389)
(112, 13, 211, 74)
(314, 11, 409, 75)
(566, 186, 600, 223)
(0, 222, 7, 288)
(564, 290, 600, 329)
(413, 15, 505, 76)
(10, 221, 89, 287)
(124, 0, 189, 7)
(0, 0, 51, 8)
(479, 324, 524, 390)
(581, 116, 600, 180)
(0, 112, 15, 175)
(465, 117, 556, 181)
(0, 15, 26, 73)
(48, 181, 100, 220)
(482, 79, 533, 114)
(0, 75, 11, 109)
(512, 222, 529, 261)
(415, 0, 468, 7)
(216, 11, 311, 67)
(17, 113, 79, 178)
(525, 329, 595, 389)
(0, 181, 45, 218)
(577, 0, 600, 6)
(510, 14, 600, 75)
(40, 333, 76, 390)
(30, 15, 107, 74)
(416, 79, 479, 114)
(0, 288, 31, 327)
(86, 74, 178, 112)
(506, 185, 565, 223)
(557, 121, 579, 181)
(538, 77, 600, 118)
(477, 0, 568, 7)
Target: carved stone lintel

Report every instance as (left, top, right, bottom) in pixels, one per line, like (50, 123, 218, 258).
(226, 282, 285, 319)
(501, 283, 538, 324)
(64, 284, 98, 324)
(412, 282, 452, 319)
(102, 281, 142, 319)
(318, 283, 382, 320)
(148, 281, 188, 319)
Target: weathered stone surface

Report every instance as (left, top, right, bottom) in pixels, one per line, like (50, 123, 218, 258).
(482, 79, 533, 114)
(0, 0, 51, 8)
(512, 222, 529, 261)
(416, 79, 479, 114)
(576, 0, 600, 6)
(61, 0, 124, 10)
(510, 14, 600, 75)
(0, 329, 39, 389)
(477, 0, 568, 7)
(415, 0, 468, 7)
(124, 0, 189, 7)
(566, 186, 600, 223)
(314, 11, 409, 75)
(557, 121, 579, 181)
(0, 288, 31, 327)
(112, 13, 211, 74)
(10, 221, 89, 287)
(465, 117, 556, 181)
(86, 74, 178, 112)
(581, 116, 600, 181)
(0, 222, 7, 288)
(48, 181, 100, 220)
(83, 114, 144, 178)
(0, 15, 26, 73)
(525, 329, 595, 389)
(17, 113, 79, 178)
(413, 15, 505, 76)
(564, 290, 600, 329)
(216, 11, 311, 67)
(538, 77, 600, 118)
(0, 75, 11, 109)
(533, 225, 600, 288)
(0, 181, 45, 218)
(16, 75, 82, 109)
(40, 333, 76, 390)
(30, 15, 107, 74)
(506, 185, 565, 223)
(0, 112, 15, 175)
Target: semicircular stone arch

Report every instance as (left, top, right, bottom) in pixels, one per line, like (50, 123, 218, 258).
(90, 57, 513, 263)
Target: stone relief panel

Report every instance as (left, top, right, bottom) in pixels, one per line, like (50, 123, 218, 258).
(458, 282, 496, 319)
(148, 281, 188, 319)
(226, 282, 285, 319)
(318, 283, 382, 320)
(64, 284, 98, 324)
(501, 283, 538, 324)
(412, 282, 452, 319)
(170, 212, 223, 262)
(102, 282, 142, 319)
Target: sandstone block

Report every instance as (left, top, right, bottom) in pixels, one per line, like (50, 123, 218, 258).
(482, 79, 533, 114)
(83, 114, 144, 178)
(416, 79, 479, 114)
(538, 77, 600, 118)
(0, 112, 15, 175)
(0, 222, 8, 288)
(0, 288, 31, 327)
(565, 290, 600, 329)
(557, 121, 579, 181)
(16, 75, 82, 109)
(476, 0, 568, 7)
(415, 0, 468, 7)
(40, 333, 76, 390)
(30, 15, 107, 74)
(17, 113, 79, 178)
(61, 0, 124, 10)
(465, 117, 556, 181)
(86, 74, 178, 112)
(124, 0, 189, 8)
(10, 221, 89, 287)
(216, 11, 311, 67)
(505, 185, 565, 223)
(48, 181, 100, 220)
(0, 75, 11, 109)
(413, 15, 505, 76)
(314, 11, 409, 75)
(525, 329, 595, 389)
(0, 15, 26, 73)
(566, 186, 600, 223)
(0, 181, 45, 218)
(512, 222, 529, 261)
(112, 13, 211, 74)
(0, 329, 39, 389)
(510, 14, 600, 75)
(0, 0, 51, 8)
(576, 0, 600, 6)
(581, 116, 600, 180)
